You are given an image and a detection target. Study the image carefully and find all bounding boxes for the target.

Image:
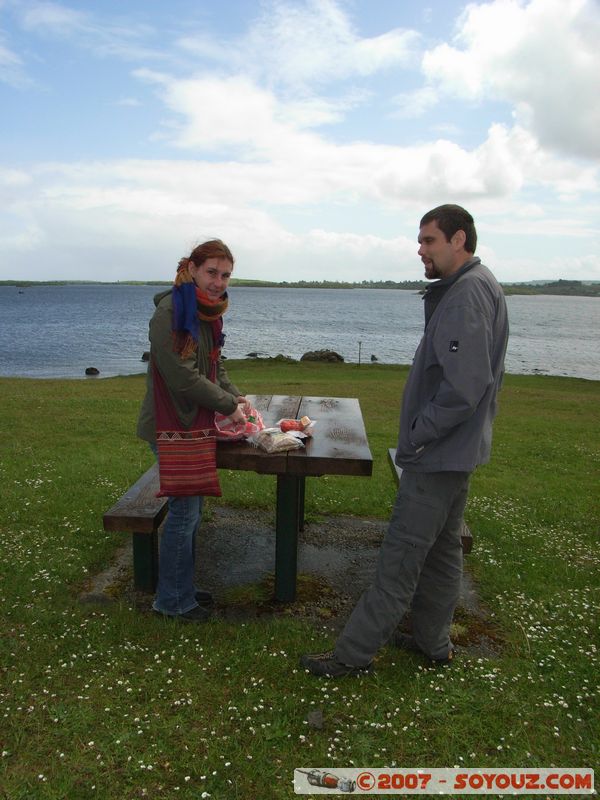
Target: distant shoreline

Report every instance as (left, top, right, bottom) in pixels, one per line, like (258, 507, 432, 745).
(1, 278, 599, 297)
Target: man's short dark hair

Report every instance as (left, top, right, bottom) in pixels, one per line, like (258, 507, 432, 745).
(420, 204, 477, 253)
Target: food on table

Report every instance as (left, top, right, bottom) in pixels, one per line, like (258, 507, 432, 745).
(279, 416, 312, 433)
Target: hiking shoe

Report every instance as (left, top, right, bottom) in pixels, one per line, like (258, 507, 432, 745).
(153, 605, 211, 623)
(390, 632, 454, 666)
(195, 589, 214, 607)
(299, 650, 372, 677)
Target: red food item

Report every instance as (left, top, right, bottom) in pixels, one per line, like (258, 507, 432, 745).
(214, 408, 265, 441)
(280, 419, 304, 432)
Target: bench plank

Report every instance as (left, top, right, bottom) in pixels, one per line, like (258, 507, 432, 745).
(103, 463, 165, 591)
(103, 462, 167, 533)
(387, 448, 473, 554)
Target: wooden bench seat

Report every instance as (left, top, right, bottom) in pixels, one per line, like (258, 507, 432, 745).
(387, 448, 473, 554)
(103, 462, 165, 592)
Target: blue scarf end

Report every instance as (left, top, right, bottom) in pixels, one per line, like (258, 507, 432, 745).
(172, 283, 199, 341)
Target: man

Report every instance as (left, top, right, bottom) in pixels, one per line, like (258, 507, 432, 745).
(300, 204, 509, 676)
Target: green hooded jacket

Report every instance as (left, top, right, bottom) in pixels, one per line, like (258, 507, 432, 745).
(136, 289, 241, 443)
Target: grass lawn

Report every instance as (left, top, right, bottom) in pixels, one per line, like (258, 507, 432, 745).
(0, 361, 598, 799)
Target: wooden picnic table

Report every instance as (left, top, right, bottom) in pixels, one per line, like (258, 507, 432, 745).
(218, 395, 373, 601)
(104, 395, 373, 603)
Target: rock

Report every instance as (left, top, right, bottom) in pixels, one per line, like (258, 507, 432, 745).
(306, 709, 324, 729)
(271, 354, 296, 363)
(141, 351, 150, 362)
(300, 349, 344, 363)
(371, 354, 378, 362)
(85, 367, 100, 376)
(246, 351, 270, 359)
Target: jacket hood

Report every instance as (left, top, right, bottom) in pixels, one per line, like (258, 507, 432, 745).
(154, 288, 172, 307)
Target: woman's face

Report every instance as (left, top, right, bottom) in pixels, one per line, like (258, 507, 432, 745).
(189, 257, 233, 300)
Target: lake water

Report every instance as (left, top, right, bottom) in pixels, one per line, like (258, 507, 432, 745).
(0, 284, 598, 381)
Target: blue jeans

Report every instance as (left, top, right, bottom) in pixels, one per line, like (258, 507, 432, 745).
(149, 443, 204, 615)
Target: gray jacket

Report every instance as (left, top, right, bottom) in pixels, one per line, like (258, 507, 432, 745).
(395, 257, 508, 472)
(137, 290, 240, 443)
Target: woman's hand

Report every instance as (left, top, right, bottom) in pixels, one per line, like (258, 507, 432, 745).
(229, 404, 247, 425)
(236, 396, 251, 416)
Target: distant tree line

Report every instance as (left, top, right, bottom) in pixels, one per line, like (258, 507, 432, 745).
(501, 280, 600, 297)
(231, 278, 600, 296)
(1, 277, 599, 297)
(230, 278, 428, 290)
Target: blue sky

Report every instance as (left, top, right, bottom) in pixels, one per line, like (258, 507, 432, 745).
(1, 0, 599, 283)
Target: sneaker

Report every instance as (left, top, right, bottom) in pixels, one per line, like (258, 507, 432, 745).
(390, 632, 453, 665)
(153, 605, 211, 623)
(299, 650, 372, 677)
(195, 589, 214, 607)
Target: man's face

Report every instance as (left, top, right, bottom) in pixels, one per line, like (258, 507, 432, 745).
(417, 221, 463, 280)
(189, 257, 233, 300)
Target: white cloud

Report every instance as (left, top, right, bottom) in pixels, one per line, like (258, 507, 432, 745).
(1, 0, 599, 285)
(0, 167, 32, 189)
(19, 1, 162, 61)
(2, 109, 596, 282)
(390, 86, 439, 118)
(242, 228, 421, 283)
(116, 96, 142, 107)
(135, 63, 598, 208)
(281, 92, 367, 129)
(178, 0, 420, 89)
(422, 0, 600, 159)
(21, 2, 88, 34)
(480, 206, 599, 239)
(136, 72, 286, 154)
(0, 34, 29, 86)
(304, 228, 416, 262)
(495, 252, 600, 282)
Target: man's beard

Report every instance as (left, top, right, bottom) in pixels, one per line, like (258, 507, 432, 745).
(424, 261, 441, 280)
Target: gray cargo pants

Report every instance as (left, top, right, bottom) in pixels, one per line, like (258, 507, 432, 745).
(334, 469, 470, 665)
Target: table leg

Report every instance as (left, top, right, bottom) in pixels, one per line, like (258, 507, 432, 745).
(298, 476, 306, 532)
(275, 475, 300, 602)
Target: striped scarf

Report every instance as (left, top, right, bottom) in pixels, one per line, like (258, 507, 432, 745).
(172, 263, 228, 360)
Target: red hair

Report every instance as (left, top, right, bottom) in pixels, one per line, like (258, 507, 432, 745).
(178, 239, 234, 273)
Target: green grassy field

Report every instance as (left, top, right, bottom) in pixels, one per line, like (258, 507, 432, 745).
(0, 362, 598, 799)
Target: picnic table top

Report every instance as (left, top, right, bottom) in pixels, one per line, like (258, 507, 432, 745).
(216, 394, 373, 478)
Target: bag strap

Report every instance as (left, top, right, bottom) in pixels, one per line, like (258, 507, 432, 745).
(152, 361, 215, 433)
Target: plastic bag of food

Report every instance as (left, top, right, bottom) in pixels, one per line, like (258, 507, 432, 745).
(215, 406, 265, 441)
(277, 415, 315, 436)
(249, 427, 306, 453)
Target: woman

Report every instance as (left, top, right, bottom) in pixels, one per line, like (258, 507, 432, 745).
(137, 239, 246, 622)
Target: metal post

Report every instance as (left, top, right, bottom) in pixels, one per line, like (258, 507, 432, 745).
(358, 340, 362, 366)
(275, 475, 300, 602)
(298, 477, 306, 532)
(132, 530, 158, 592)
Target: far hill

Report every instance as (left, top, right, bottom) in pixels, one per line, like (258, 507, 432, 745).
(1, 278, 599, 297)
(230, 278, 600, 296)
(500, 279, 600, 297)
